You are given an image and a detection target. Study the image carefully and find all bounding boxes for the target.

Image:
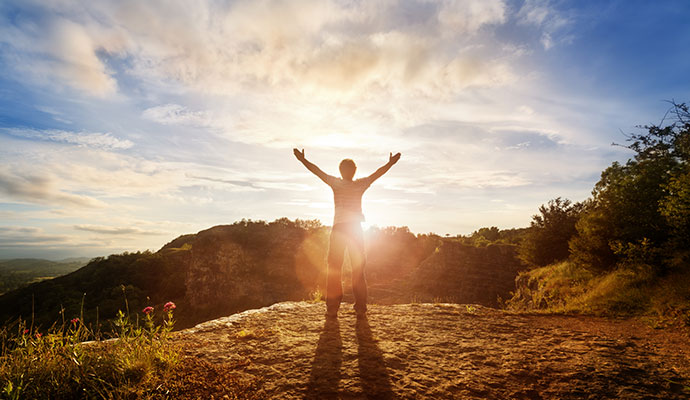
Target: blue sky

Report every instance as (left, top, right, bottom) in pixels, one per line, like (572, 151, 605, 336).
(1, 0, 689, 259)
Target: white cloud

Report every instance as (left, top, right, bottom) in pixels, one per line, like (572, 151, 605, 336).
(438, 0, 506, 33)
(516, 0, 572, 50)
(74, 224, 164, 235)
(1, 0, 519, 98)
(0, 167, 106, 208)
(3, 128, 133, 150)
(142, 104, 215, 127)
(45, 18, 118, 95)
(0, 226, 70, 246)
(0, 13, 118, 96)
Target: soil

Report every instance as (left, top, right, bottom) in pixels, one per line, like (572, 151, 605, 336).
(165, 302, 690, 399)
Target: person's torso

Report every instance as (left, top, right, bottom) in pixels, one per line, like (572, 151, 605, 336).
(330, 178, 370, 224)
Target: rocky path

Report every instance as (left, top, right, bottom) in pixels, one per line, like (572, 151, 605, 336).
(171, 302, 690, 399)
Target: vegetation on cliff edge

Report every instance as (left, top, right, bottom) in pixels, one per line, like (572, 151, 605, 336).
(508, 102, 690, 326)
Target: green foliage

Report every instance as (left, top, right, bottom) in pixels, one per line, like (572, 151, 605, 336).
(0, 251, 187, 332)
(573, 158, 673, 271)
(0, 259, 87, 295)
(456, 226, 529, 247)
(569, 101, 690, 273)
(509, 257, 690, 326)
(509, 102, 690, 324)
(569, 208, 618, 272)
(507, 261, 594, 312)
(660, 167, 690, 247)
(0, 302, 178, 399)
(518, 198, 584, 268)
(473, 226, 500, 242)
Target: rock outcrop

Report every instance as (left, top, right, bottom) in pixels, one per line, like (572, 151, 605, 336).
(170, 301, 690, 399)
(183, 222, 326, 322)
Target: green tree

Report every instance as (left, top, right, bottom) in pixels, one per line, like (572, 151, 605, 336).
(570, 102, 689, 272)
(660, 169, 690, 247)
(472, 227, 500, 242)
(518, 197, 584, 267)
(657, 102, 690, 249)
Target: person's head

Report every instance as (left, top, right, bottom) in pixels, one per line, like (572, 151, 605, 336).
(339, 158, 356, 180)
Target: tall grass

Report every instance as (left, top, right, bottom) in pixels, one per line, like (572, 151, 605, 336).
(507, 260, 690, 326)
(0, 300, 179, 399)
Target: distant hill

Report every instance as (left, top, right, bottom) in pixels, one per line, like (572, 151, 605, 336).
(0, 219, 525, 331)
(0, 258, 89, 295)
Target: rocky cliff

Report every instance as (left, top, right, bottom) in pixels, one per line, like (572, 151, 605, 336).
(181, 222, 326, 322)
(0, 219, 524, 330)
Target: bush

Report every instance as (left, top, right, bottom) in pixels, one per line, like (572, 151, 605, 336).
(569, 102, 690, 273)
(660, 168, 690, 249)
(568, 209, 618, 272)
(0, 302, 178, 399)
(518, 198, 584, 268)
(507, 261, 594, 311)
(506, 258, 690, 323)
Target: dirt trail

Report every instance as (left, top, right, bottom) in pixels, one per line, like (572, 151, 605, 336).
(172, 302, 690, 399)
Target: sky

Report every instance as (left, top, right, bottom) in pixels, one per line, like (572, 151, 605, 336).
(1, 0, 690, 259)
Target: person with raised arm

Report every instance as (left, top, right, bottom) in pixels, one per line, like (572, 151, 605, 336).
(293, 148, 401, 318)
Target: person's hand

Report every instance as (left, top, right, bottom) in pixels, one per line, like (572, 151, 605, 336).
(293, 148, 305, 161)
(389, 152, 401, 165)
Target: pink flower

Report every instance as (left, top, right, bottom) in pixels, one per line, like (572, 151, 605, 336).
(71, 318, 79, 324)
(142, 306, 154, 315)
(163, 301, 176, 312)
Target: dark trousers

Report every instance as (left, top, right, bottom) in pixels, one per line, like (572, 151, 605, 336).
(327, 222, 367, 313)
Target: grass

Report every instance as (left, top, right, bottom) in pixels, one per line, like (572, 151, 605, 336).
(0, 300, 179, 399)
(507, 260, 690, 327)
(307, 287, 324, 303)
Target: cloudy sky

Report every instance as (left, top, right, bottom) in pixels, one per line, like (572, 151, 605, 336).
(1, 0, 689, 259)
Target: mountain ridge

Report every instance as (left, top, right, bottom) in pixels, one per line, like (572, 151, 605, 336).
(0, 219, 524, 331)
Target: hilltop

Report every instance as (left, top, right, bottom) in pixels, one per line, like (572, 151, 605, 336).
(161, 301, 690, 399)
(0, 219, 524, 330)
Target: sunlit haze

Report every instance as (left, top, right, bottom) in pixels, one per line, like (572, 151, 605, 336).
(1, 0, 690, 258)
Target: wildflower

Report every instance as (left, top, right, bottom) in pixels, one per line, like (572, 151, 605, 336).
(23, 329, 29, 335)
(142, 306, 154, 315)
(163, 301, 176, 312)
(35, 333, 42, 338)
(71, 318, 80, 324)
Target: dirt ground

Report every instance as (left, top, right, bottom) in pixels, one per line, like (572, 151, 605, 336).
(168, 302, 690, 399)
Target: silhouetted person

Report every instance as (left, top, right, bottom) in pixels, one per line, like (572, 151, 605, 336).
(294, 149, 401, 318)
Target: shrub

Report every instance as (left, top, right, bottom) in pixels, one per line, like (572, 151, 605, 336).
(569, 102, 690, 273)
(0, 302, 179, 399)
(507, 261, 594, 312)
(518, 198, 584, 268)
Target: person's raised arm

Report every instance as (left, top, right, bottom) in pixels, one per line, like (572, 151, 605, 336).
(293, 148, 333, 185)
(366, 152, 401, 183)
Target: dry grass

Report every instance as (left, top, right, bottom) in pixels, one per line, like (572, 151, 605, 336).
(0, 305, 179, 399)
(507, 260, 690, 327)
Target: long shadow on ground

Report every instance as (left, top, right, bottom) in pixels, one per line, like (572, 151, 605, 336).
(305, 316, 342, 399)
(356, 316, 395, 399)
